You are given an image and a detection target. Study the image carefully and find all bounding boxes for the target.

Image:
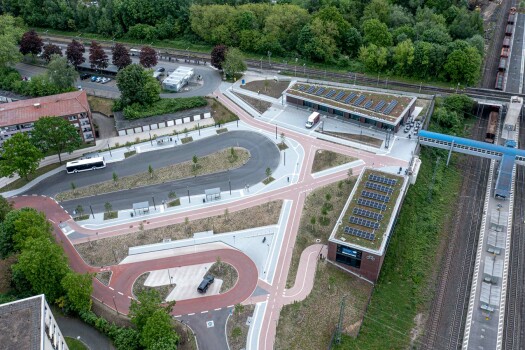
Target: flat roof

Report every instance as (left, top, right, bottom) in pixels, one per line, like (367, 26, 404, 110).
(0, 295, 44, 349)
(285, 83, 416, 125)
(0, 90, 90, 128)
(329, 168, 407, 255)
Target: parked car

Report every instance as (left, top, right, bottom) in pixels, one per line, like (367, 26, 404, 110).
(156, 67, 165, 72)
(91, 76, 98, 82)
(404, 126, 411, 133)
(96, 77, 103, 83)
(80, 73, 91, 80)
(197, 275, 215, 293)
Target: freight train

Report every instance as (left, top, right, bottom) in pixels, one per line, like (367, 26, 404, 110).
(495, 7, 517, 90)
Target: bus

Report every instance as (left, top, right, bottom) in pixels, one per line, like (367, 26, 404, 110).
(66, 157, 106, 174)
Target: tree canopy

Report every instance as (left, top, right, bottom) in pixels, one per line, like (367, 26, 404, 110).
(0, 132, 43, 180)
(139, 46, 157, 68)
(31, 116, 83, 164)
(19, 30, 43, 56)
(112, 43, 132, 70)
(116, 64, 160, 107)
(66, 40, 85, 68)
(0, 15, 23, 67)
(46, 55, 78, 89)
(89, 41, 108, 70)
(61, 272, 93, 313)
(211, 44, 228, 70)
(41, 43, 63, 62)
(222, 48, 246, 78)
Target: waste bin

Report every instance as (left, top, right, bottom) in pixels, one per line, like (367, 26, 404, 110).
(130, 212, 134, 217)
(203, 198, 206, 203)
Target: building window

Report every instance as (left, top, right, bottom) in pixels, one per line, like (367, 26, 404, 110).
(336, 245, 362, 268)
(304, 101, 313, 108)
(334, 109, 343, 116)
(318, 105, 328, 112)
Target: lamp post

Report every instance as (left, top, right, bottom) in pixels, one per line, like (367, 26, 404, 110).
(268, 51, 272, 67)
(228, 170, 231, 195)
(260, 56, 263, 71)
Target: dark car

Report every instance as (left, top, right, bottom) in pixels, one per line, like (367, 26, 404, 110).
(80, 73, 91, 80)
(197, 275, 215, 293)
(156, 67, 165, 72)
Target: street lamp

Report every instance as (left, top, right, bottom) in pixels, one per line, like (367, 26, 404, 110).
(267, 51, 272, 67)
(303, 63, 306, 77)
(260, 56, 263, 71)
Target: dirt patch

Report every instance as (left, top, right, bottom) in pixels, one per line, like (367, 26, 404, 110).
(95, 271, 112, 286)
(208, 261, 238, 293)
(132, 272, 174, 300)
(226, 304, 255, 350)
(311, 149, 357, 173)
(87, 96, 114, 116)
(276, 262, 372, 350)
(0, 256, 17, 294)
(286, 180, 355, 288)
(232, 91, 272, 114)
(56, 148, 249, 201)
(321, 131, 383, 148)
(240, 80, 291, 99)
(75, 201, 283, 266)
(208, 97, 238, 124)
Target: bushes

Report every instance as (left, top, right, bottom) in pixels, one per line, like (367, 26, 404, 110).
(121, 97, 208, 119)
(79, 310, 140, 350)
(0, 67, 75, 97)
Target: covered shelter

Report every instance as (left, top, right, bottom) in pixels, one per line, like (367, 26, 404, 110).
(133, 201, 150, 215)
(204, 188, 221, 201)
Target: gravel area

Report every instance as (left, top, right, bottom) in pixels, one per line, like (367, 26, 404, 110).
(56, 148, 249, 201)
(75, 200, 283, 266)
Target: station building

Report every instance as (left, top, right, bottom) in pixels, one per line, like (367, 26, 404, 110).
(327, 167, 410, 282)
(284, 83, 417, 132)
(0, 294, 69, 350)
(0, 90, 95, 147)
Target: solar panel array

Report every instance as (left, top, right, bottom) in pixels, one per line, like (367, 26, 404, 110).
(344, 226, 375, 241)
(306, 86, 316, 93)
(334, 91, 345, 101)
(364, 100, 373, 109)
(349, 216, 380, 229)
(353, 95, 366, 106)
(315, 87, 326, 95)
(344, 93, 357, 104)
(353, 207, 384, 221)
(374, 100, 386, 112)
(357, 198, 386, 211)
(365, 182, 393, 194)
(383, 100, 398, 115)
(362, 190, 390, 203)
(369, 174, 397, 186)
(325, 90, 336, 98)
(298, 85, 306, 91)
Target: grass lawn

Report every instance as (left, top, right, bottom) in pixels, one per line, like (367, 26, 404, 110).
(0, 163, 63, 192)
(74, 214, 90, 221)
(227, 304, 255, 350)
(311, 149, 357, 173)
(262, 176, 275, 185)
(167, 198, 181, 207)
(103, 211, 118, 220)
(181, 136, 193, 144)
(333, 148, 462, 349)
(65, 337, 88, 350)
(87, 96, 115, 116)
(124, 150, 136, 158)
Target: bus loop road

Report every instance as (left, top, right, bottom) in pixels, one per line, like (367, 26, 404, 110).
(21, 130, 280, 213)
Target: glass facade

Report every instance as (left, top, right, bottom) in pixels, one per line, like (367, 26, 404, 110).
(335, 244, 362, 268)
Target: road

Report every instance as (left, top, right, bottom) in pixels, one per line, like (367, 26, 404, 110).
(22, 130, 280, 213)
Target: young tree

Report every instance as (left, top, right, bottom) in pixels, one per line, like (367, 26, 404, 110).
(46, 55, 78, 89)
(192, 155, 198, 170)
(0, 133, 43, 180)
(12, 236, 69, 303)
(211, 44, 228, 70)
(104, 202, 112, 213)
(112, 43, 132, 70)
(19, 30, 43, 56)
(41, 43, 62, 62)
(89, 41, 108, 70)
(75, 205, 84, 217)
(66, 39, 85, 68)
(31, 117, 82, 164)
(112, 172, 119, 184)
(148, 164, 154, 178)
(265, 167, 272, 180)
(139, 46, 157, 68)
(61, 272, 93, 313)
(223, 48, 246, 78)
(116, 64, 160, 107)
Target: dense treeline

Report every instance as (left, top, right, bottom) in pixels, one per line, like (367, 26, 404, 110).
(0, 0, 484, 84)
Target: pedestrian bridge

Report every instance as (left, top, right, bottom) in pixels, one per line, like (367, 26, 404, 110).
(417, 130, 525, 199)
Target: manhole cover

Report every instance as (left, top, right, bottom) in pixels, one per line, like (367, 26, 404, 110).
(206, 321, 214, 328)
(315, 239, 321, 243)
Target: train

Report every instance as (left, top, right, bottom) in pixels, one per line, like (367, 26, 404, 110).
(485, 110, 499, 143)
(495, 7, 517, 90)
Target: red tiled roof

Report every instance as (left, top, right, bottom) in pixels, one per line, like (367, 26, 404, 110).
(0, 91, 91, 127)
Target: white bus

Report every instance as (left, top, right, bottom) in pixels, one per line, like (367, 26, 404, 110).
(66, 157, 106, 174)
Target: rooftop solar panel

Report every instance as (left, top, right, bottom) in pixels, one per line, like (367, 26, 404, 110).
(315, 87, 326, 95)
(357, 198, 387, 211)
(349, 216, 380, 229)
(383, 100, 398, 115)
(306, 86, 316, 93)
(344, 93, 357, 104)
(368, 174, 397, 186)
(374, 100, 386, 112)
(364, 100, 373, 109)
(325, 90, 336, 98)
(344, 226, 375, 241)
(353, 207, 384, 221)
(334, 91, 345, 101)
(365, 182, 394, 194)
(297, 85, 306, 91)
(362, 190, 390, 203)
(353, 95, 366, 106)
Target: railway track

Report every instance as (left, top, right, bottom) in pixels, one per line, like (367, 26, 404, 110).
(40, 33, 524, 102)
(422, 111, 491, 350)
(502, 112, 525, 350)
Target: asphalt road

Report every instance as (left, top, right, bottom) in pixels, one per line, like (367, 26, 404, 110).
(55, 313, 113, 350)
(22, 130, 280, 213)
(178, 308, 231, 350)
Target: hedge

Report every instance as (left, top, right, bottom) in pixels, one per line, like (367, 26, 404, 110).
(121, 97, 207, 120)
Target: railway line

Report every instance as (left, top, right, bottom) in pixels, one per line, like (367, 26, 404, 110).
(40, 33, 524, 103)
(422, 112, 491, 350)
(502, 112, 525, 350)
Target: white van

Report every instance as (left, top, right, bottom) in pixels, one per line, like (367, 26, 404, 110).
(305, 112, 320, 128)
